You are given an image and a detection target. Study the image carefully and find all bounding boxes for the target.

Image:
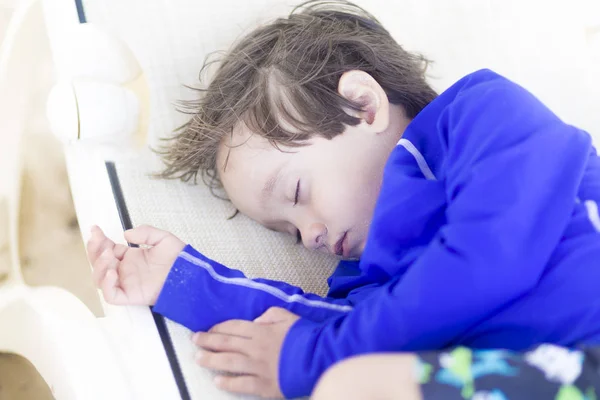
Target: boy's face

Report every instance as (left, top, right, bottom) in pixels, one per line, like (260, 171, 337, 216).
(218, 71, 410, 259)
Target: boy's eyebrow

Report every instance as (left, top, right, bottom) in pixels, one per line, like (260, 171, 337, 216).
(261, 166, 283, 206)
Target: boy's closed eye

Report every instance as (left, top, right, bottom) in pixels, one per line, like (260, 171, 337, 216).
(292, 180, 302, 243)
(293, 180, 301, 206)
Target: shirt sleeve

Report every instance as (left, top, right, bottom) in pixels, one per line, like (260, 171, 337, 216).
(278, 71, 594, 398)
(152, 245, 384, 332)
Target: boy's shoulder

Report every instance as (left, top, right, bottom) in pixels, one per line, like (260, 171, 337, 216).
(441, 68, 525, 107)
(400, 67, 568, 174)
(410, 68, 550, 135)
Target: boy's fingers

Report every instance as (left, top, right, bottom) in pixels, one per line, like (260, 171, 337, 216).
(92, 248, 118, 286)
(196, 351, 254, 375)
(86, 226, 115, 264)
(101, 269, 129, 305)
(113, 244, 129, 260)
(92, 263, 106, 287)
(209, 320, 260, 338)
(124, 225, 172, 246)
(193, 332, 251, 354)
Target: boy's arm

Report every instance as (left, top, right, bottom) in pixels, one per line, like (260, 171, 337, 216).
(153, 246, 383, 332)
(278, 71, 595, 398)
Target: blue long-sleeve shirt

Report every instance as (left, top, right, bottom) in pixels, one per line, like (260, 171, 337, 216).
(154, 69, 600, 398)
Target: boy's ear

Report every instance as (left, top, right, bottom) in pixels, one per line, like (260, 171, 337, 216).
(337, 70, 390, 132)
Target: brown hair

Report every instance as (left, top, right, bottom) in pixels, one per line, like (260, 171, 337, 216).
(156, 0, 436, 191)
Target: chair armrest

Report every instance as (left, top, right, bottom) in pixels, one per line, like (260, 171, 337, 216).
(45, 23, 149, 145)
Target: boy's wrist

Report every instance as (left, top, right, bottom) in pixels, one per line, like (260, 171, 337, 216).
(279, 318, 326, 398)
(153, 244, 193, 303)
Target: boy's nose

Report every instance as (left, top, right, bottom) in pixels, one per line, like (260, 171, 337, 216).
(302, 222, 328, 251)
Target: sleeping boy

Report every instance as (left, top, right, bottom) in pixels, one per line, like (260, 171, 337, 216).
(86, 1, 600, 398)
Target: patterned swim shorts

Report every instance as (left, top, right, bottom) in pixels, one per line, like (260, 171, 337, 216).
(416, 344, 600, 400)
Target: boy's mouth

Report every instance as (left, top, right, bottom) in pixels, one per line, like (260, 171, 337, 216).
(334, 231, 348, 257)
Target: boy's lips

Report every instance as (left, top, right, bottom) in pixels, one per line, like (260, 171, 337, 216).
(334, 231, 348, 257)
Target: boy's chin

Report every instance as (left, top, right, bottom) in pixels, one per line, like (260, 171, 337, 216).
(346, 238, 366, 260)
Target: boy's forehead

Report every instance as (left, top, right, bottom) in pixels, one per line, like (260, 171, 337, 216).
(218, 128, 275, 170)
(218, 129, 288, 186)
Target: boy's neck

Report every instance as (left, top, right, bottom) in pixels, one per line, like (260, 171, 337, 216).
(387, 103, 412, 146)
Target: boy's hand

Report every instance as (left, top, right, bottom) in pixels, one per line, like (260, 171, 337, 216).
(193, 307, 300, 399)
(86, 225, 185, 305)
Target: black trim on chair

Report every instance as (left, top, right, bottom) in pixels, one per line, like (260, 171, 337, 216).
(106, 161, 191, 400)
(75, 0, 87, 23)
